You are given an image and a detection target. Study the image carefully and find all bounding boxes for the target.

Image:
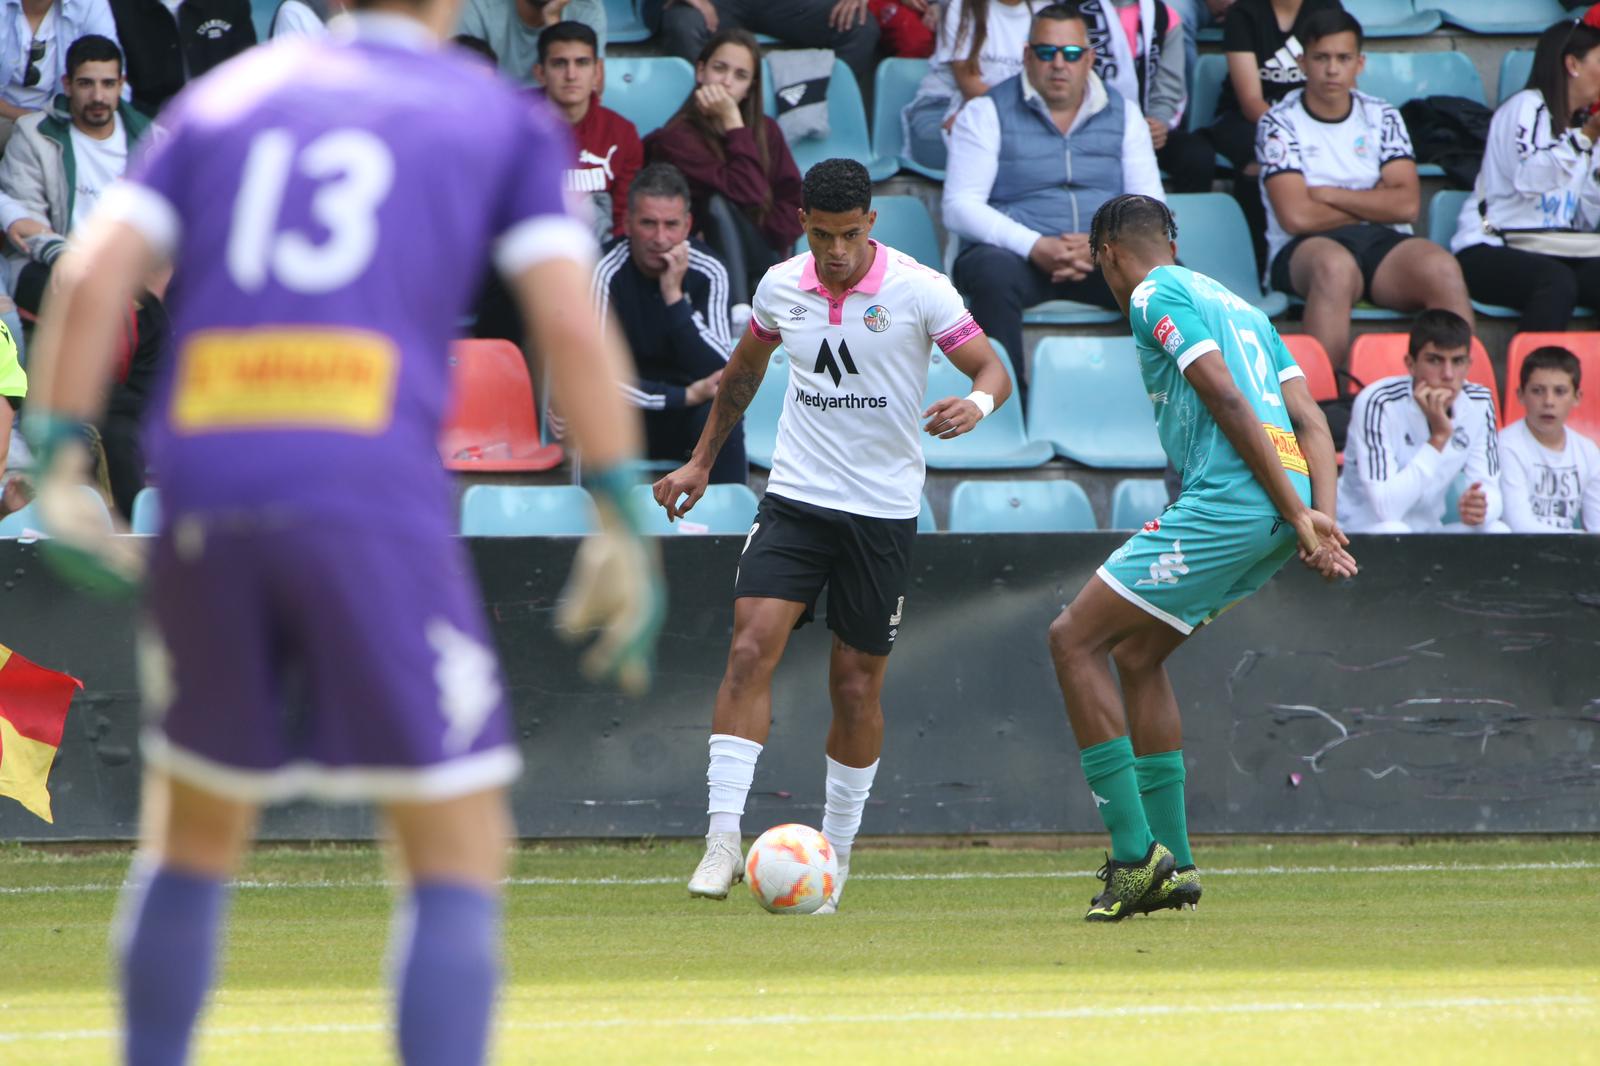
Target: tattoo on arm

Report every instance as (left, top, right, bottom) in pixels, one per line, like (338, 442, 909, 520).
(703, 358, 763, 459)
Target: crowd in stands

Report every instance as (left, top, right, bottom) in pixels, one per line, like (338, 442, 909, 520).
(4, 0, 1600, 540)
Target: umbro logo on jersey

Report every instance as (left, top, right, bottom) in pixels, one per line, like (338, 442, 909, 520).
(813, 339, 860, 386)
(790, 305, 808, 317)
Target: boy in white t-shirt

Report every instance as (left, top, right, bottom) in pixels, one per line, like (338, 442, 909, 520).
(1499, 346, 1600, 533)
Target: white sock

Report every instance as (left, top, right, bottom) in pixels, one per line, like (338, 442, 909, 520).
(822, 755, 878, 873)
(706, 733, 762, 836)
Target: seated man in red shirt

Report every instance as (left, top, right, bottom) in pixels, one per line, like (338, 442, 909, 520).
(535, 21, 642, 239)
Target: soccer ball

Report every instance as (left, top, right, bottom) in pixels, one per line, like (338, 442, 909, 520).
(745, 823, 838, 914)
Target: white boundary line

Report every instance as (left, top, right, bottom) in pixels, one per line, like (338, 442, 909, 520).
(0, 859, 1595, 896)
(1, 995, 1594, 1044)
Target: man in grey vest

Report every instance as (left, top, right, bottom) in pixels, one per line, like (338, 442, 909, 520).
(943, 2, 1162, 398)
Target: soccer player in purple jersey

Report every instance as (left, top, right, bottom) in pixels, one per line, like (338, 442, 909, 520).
(22, 1, 664, 1063)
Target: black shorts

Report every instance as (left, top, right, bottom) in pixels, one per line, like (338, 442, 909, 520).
(734, 493, 917, 656)
(1270, 223, 1412, 299)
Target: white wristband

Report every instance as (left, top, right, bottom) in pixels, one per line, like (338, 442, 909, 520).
(965, 390, 995, 419)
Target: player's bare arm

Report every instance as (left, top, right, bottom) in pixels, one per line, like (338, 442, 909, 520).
(1184, 350, 1347, 564)
(1305, 160, 1421, 226)
(1263, 171, 1361, 235)
(922, 334, 1012, 440)
(653, 329, 778, 520)
(1281, 375, 1359, 579)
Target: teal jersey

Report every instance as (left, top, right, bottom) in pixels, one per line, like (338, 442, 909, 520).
(1128, 265, 1311, 516)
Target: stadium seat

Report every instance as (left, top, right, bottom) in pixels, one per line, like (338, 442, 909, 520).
(0, 484, 112, 539)
(1281, 335, 1339, 402)
(129, 486, 161, 535)
(439, 339, 565, 473)
(1432, 0, 1568, 35)
(629, 482, 758, 534)
(1341, 0, 1443, 37)
(946, 479, 1096, 533)
(792, 195, 941, 272)
(1027, 337, 1166, 468)
(872, 58, 942, 179)
(1425, 190, 1526, 320)
(605, 57, 696, 138)
(1108, 478, 1169, 530)
(460, 485, 598, 536)
(1358, 52, 1484, 179)
(1023, 300, 1123, 326)
(1348, 332, 1500, 415)
(763, 59, 897, 182)
(603, 0, 653, 44)
(743, 346, 790, 468)
(918, 492, 938, 533)
(1185, 53, 1229, 134)
(922, 342, 1054, 469)
(1504, 333, 1600, 440)
(1498, 50, 1534, 106)
(1169, 193, 1289, 317)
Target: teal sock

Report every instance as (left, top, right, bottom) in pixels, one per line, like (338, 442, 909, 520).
(1079, 736, 1154, 863)
(1136, 750, 1193, 869)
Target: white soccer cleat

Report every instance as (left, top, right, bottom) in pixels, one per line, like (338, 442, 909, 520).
(687, 832, 744, 899)
(812, 860, 848, 915)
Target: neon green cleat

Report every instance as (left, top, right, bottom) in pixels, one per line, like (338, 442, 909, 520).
(1135, 864, 1202, 914)
(1084, 841, 1175, 923)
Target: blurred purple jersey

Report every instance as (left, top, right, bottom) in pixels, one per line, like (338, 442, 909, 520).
(106, 15, 590, 538)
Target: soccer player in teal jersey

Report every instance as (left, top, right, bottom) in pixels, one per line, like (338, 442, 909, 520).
(1048, 194, 1358, 922)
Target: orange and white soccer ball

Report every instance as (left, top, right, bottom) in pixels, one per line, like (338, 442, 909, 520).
(745, 823, 838, 914)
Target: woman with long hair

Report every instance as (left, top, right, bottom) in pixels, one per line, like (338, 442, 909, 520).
(1451, 19, 1600, 332)
(644, 28, 803, 269)
(901, 0, 1038, 172)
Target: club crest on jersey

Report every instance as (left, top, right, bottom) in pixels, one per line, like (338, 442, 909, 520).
(1142, 518, 1161, 533)
(863, 305, 891, 332)
(1153, 315, 1184, 356)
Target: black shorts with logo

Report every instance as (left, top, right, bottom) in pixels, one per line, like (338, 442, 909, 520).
(734, 493, 917, 656)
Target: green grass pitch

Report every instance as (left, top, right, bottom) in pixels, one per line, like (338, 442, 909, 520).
(2, 837, 1596, 1064)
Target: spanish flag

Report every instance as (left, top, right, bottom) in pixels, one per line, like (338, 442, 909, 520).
(0, 643, 82, 823)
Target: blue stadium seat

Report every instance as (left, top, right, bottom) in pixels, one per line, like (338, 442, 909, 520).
(0, 485, 112, 539)
(763, 59, 897, 181)
(460, 485, 598, 536)
(1342, 0, 1443, 37)
(791, 196, 942, 271)
(1022, 300, 1123, 326)
(1108, 479, 1170, 531)
(922, 342, 1054, 469)
(918, 492, 938, 533)
(1027, 337, 1165, 468)
(630, 482, 758, 534)
(872, 58, 944, 180)
(1432, 0, 1568, 34)
(129, 487, 161, 535)
(605, 57, 695, 137)
(1169, 193, 1289, 317)
(1358, 52, 1485, 179)
(603, 0, 653, 44)
(1426, 189, 1523, 319)
(946, 479, 1096, 533)
(743, 347, 790, 468)
(1498, 50, 1534, 106)
(1185, 53, 1229, 134)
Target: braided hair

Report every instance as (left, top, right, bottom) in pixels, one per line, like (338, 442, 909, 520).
(1088, 194, 1177, 267)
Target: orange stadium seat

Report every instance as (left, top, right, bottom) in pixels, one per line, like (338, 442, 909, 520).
(1348, 333, 1499, 416)
(439, 339, 565, 473)
(1503, 333, 1600, 441)
(1281, 334, 1338, 402)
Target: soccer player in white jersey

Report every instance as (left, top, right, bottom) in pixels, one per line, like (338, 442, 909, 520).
(1499, 345, 1600, 533)
(1339, 310, 1508, 534)
(653, 158, 1012, 913)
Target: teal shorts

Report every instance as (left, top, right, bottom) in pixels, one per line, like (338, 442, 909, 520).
(1096, 502, 1298, 635)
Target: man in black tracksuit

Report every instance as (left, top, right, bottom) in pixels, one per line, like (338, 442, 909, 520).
(593, 162, 745, 483)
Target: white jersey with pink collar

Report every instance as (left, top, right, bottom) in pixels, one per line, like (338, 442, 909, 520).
(749, 240, 981, 519)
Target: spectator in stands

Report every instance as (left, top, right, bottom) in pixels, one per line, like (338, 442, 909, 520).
(595, 163, 744, 483)
(0, 35, 149, 314)
(0, 0, 118, 146)
(1452, 20, 1600, 334)
(1079, 0, 1213, 192)
(268, 0, 350, 38)
(457, 0, 605, 85)
(111, 0, 252, 116)
(943, 2, 1161, 395)
(1204, 0, 1339, 264)
(902, 0, 1039, 174)
(1257, 9, 1473, 373)
(645, 0, 883, 84)
(1500, 345, 1600, 533)
(645, 28, 803, 294)
(535, 21, 640, 239)
(1339, 310, 1506, 534)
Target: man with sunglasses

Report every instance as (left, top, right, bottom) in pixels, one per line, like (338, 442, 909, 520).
(943, 1, 1162, 403)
